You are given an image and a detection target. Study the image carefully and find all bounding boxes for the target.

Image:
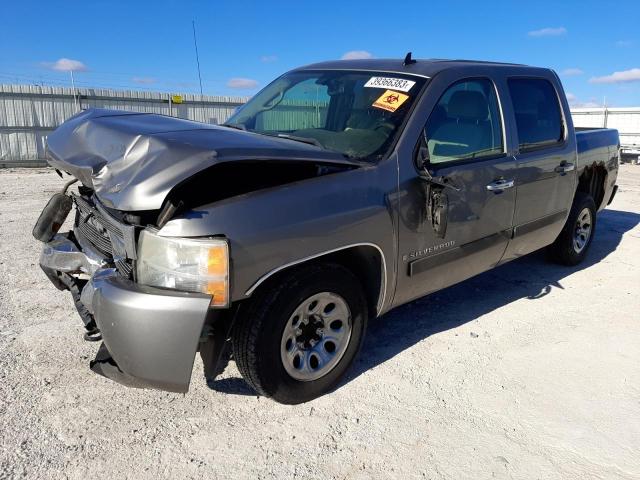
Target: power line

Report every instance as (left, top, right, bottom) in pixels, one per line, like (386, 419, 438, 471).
(0, 72, 186, 92)
(192, 20, 204, 95)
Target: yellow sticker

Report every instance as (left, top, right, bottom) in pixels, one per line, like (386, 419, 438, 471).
(372, 90, 409, 112)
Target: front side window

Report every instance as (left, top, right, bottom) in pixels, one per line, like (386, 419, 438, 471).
(225, 70, 426, 160)
(508, 78, 563, 150)
(424, 78, 504, 164)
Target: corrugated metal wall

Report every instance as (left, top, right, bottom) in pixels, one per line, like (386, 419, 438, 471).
(0, 84, 248, 166)
(259, 100, 329, 131)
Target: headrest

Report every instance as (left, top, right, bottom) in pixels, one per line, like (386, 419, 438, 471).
(448, 91, 488, 121)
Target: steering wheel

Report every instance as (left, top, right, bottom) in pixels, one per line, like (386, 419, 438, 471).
(256, 90, 285, 114)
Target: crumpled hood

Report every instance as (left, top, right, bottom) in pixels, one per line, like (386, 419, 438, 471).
(47, 108, 358, 211)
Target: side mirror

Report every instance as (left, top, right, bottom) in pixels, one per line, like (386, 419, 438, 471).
(414, 133, 430, 172)
(415, 137, 460, 192)
(416, 144, 430, 172)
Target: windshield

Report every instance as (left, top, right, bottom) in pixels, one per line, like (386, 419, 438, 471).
(225, 70, 426, 160)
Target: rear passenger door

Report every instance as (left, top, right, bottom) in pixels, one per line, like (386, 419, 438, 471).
(393, 76, 518, 305)
(501, 77, 577, 261)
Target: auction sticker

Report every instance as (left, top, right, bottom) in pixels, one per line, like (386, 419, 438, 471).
(364, 76, 416, 92)
(372, 90, 409, 112)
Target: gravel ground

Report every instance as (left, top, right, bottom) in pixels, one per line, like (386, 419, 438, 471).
(1, 165, 639, 480)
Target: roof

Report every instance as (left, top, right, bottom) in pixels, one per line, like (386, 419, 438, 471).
(296, 58, 542, 78)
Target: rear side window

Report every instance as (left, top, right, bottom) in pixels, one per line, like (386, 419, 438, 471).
(424, 78, 504, 164)
(508, 78, 563, 150)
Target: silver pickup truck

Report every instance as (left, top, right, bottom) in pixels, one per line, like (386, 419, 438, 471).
(34, 57, 619, 404)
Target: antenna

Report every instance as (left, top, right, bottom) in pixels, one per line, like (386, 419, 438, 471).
(403, 52, 417, 66)
(192, 20, 204, 95)
(69, 70, 78, 112)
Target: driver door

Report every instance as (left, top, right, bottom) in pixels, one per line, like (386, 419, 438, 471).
(393, 76, 518, 305)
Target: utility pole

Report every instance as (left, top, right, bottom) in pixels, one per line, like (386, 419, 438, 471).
(192, 20, 204, 95)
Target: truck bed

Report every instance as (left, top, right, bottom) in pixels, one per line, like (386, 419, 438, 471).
(575, 127, 619, 155)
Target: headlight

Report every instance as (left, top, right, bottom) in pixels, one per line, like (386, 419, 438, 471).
(136, 229, 229, 307)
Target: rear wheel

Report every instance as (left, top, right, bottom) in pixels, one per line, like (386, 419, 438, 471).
(232, 263, 367, 404)
(548, 192, 596, 266)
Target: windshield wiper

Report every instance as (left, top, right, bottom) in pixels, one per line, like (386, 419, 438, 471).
(262, 132, 324, 148)
(221, 123, 246, 131)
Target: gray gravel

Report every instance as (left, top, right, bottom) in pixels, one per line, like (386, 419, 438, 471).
(1, 166, 639, 479)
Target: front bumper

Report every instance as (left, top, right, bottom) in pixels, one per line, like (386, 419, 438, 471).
(40, 233, 212, 393)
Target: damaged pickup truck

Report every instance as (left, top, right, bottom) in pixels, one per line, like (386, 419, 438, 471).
(35, 57, 620, 404)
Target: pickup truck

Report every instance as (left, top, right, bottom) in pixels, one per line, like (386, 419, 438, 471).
(34, 57, 620, 404)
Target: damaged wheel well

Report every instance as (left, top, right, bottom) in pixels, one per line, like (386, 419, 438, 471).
(577, 163, 607, 209)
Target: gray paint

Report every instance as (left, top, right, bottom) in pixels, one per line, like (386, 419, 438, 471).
(38, 58, 620, 393)
(159, 159, 397, 312)
(89, 268, 211, 393)
(46, 108, 362, 211)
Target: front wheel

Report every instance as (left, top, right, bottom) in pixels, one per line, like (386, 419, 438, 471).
(232, 263, 367, 404)
(548, 192, 597, 266)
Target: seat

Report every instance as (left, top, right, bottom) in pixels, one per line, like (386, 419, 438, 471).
(427, 90, 493, 162)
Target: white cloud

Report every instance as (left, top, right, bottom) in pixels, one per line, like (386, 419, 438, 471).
(616, 40, 632, 48)
(132, 77, 156, 84)
(590, 68, 640, 84)
(260, 55, 278, 63)
(528, 27, 567, 37)
(341, 50, 373, 60)
(43, 58, 88, 72)
(227, 77, 259, 89)
(561, 68, 584, 76)
(566, 92, 602, 108)
(573, 101, 603, 108)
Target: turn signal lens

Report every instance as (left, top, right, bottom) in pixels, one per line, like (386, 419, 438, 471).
(206, 280, 228, 306)
(136, 229, 230, 308)
(207, 247, 227, 276)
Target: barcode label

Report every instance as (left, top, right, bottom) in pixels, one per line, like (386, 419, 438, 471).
(364, 76, 416, 92)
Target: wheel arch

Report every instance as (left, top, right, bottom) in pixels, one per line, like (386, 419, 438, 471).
(243, 243, 387, 318)
(577, 162, 608, 210)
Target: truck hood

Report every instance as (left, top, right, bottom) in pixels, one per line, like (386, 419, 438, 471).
(46, 108, 360, 211)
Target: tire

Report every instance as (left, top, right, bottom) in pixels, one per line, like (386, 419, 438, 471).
(548, 192, 597, 266)
(232, 263, 367, 404)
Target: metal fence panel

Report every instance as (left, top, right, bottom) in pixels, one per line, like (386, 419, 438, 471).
(0, 84, 248, 166)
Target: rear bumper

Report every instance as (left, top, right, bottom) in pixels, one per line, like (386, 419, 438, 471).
(40, 234, 212, 393)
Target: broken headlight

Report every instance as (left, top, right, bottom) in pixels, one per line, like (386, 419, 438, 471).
(136, 229, 229, 307)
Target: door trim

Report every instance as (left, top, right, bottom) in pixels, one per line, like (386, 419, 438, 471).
(512, 209, 567, 238)
(408, 230, 510, 276)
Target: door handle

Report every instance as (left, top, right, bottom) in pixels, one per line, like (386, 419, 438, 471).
(555, 162, 575, 174)
(486, 179, 515, 192)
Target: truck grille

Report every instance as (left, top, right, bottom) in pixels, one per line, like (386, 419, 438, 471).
(74, 195, 135, 277)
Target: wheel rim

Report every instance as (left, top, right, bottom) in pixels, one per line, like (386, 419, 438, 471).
(280, 292, 352, 382)
(573, 207, 593, 254)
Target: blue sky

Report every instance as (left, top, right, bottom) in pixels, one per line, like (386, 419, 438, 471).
(1, 0, 639, 106)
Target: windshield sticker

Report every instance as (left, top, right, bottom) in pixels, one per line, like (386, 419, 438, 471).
(372, 90, 409, 112)
(364, 76, 416, 92)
